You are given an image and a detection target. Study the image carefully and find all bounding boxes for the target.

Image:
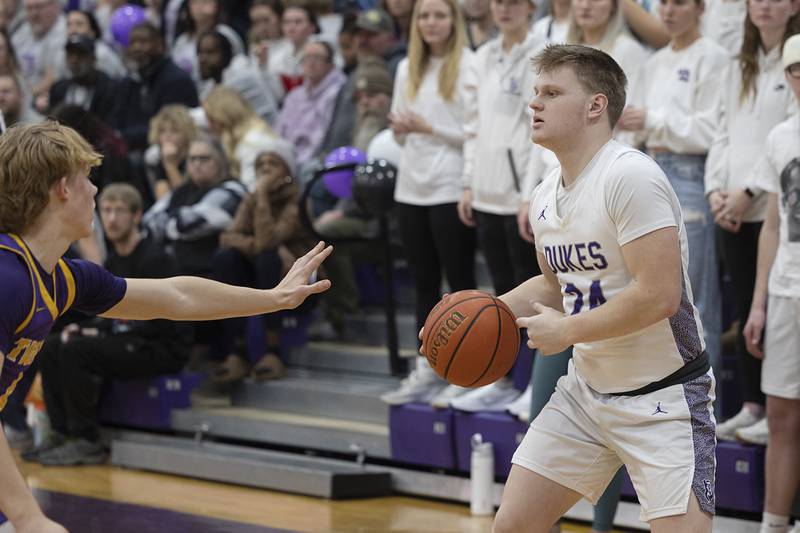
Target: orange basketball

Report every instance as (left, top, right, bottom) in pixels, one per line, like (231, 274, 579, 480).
(423, 290, 520, 388)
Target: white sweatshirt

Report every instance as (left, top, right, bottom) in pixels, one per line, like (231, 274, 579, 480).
(462, 33, 546, 215)
(391, 52, 473, 206)
(704, 45, 797, 222)
(628, 37, 730, 154)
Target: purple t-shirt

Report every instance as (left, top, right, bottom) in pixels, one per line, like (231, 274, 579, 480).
(0, 234, 127, 410)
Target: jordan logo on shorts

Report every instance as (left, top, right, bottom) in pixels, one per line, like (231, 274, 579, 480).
(651, 402, 668, 415)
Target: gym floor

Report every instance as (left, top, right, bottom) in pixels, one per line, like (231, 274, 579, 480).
(15, 453, 622, 532)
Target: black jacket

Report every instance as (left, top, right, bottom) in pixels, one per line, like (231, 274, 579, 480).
(49, 70, 120, 122)
(113, 56, 199, 150)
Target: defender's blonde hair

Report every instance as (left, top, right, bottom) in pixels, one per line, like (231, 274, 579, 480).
(0, 121, 102, 234)
(405, 0, 466, 102)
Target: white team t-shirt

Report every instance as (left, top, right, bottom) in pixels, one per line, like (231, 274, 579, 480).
(530, 140, 706, 393)
(754, 115, 800, 299)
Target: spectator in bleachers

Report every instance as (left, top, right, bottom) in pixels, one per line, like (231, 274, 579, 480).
(48, 35, 120, 119)
(172, 0, 245, 81)
(11, 0, 66, 109)
(212, 139, 312, 383)
(352, 56, 392, 151)
(202, 85, 277, 190)
(743, 34, 800, 533)
(269, 2, 320, 92)
(115, 22, 199, 150)
(58, 9, 127, 79)
(706, 0, 799, 445)
(26, 184, 192, 466)
(0, 73, 40, 126)
(277, 39, 346, 168)
(51, 104, 137, 200)
(307, 57, 393, 341)
(462, 0, 496, 50)
(249, 0, 285, 45)
(142, 134, 248, 276)
(381, 0, 476, 405)
(532, 0, 570, 43)
(354, 8, 407, 79)
(315, 12, 368, 157)
(453, 0, 543, 412)
(382, 0, 414, 43)
(565, 0, 649, 82)
(0, 0, 24, 35)
(618, 0, 729, 407)
(196, 29, 280, 124)
(145, 104, 197, 200)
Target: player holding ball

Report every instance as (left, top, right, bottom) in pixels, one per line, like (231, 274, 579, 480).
(423, 44, 715, 533)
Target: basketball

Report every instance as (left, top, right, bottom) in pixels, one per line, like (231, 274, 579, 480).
(422, 290, 520, 388)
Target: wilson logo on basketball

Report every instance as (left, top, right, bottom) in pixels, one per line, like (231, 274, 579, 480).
(427, 311, 467, 367)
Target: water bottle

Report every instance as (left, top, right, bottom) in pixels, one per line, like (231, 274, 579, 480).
(470, 433, 495, 516)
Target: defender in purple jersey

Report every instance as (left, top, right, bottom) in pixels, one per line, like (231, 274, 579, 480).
(0, 122, 332, 533)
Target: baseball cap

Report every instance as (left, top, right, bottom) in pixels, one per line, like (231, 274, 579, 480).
(783, 33, 800, 69)
(65, 34, 95, 55)
(356, 9, 394, 34)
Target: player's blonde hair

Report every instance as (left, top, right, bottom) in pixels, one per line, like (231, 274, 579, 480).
(532, 44, 628, 127)
(147, 104, 198, 147)
(405, 0, 466, 102)
(0, 121, 102, 235)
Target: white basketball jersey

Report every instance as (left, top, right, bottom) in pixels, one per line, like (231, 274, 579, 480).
(529, 140, 706, 393)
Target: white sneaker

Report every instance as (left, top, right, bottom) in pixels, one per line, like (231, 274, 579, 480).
(450, 378, 521, 413)
(380, 360, 445, 405)
(716, 407, 762, 441)
(736, 417, 769, 446)
(429, 384, 471, 409)
(790, 522, 800, 533)
(506, 384, 533, 422)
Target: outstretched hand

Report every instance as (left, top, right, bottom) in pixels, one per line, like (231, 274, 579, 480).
(274, 241, 333, 310)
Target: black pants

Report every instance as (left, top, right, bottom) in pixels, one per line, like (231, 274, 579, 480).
(39, 333, 185, 441)
(211, 247, 283, 358)
(717, 222, 763, 406)
(395, 202, 476, 332)
(474, 210, 540, 295)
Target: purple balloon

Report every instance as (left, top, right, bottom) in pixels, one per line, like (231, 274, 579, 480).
(110, 5, 148, 48)
(322, 146, 367, 199)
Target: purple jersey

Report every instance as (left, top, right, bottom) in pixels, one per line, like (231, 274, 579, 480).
(0, 234, 127, 410)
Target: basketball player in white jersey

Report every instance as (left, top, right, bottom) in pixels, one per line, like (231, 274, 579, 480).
(494, 44, 715, 532)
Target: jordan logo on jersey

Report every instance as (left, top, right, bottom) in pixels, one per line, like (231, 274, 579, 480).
(651, 402, 668, 415)
(538, 206, 548, 221)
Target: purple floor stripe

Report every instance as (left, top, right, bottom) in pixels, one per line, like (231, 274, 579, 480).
(33, 489, 298, 533)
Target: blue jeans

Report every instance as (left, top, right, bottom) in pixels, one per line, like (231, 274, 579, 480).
(653, 153, 722, 416)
